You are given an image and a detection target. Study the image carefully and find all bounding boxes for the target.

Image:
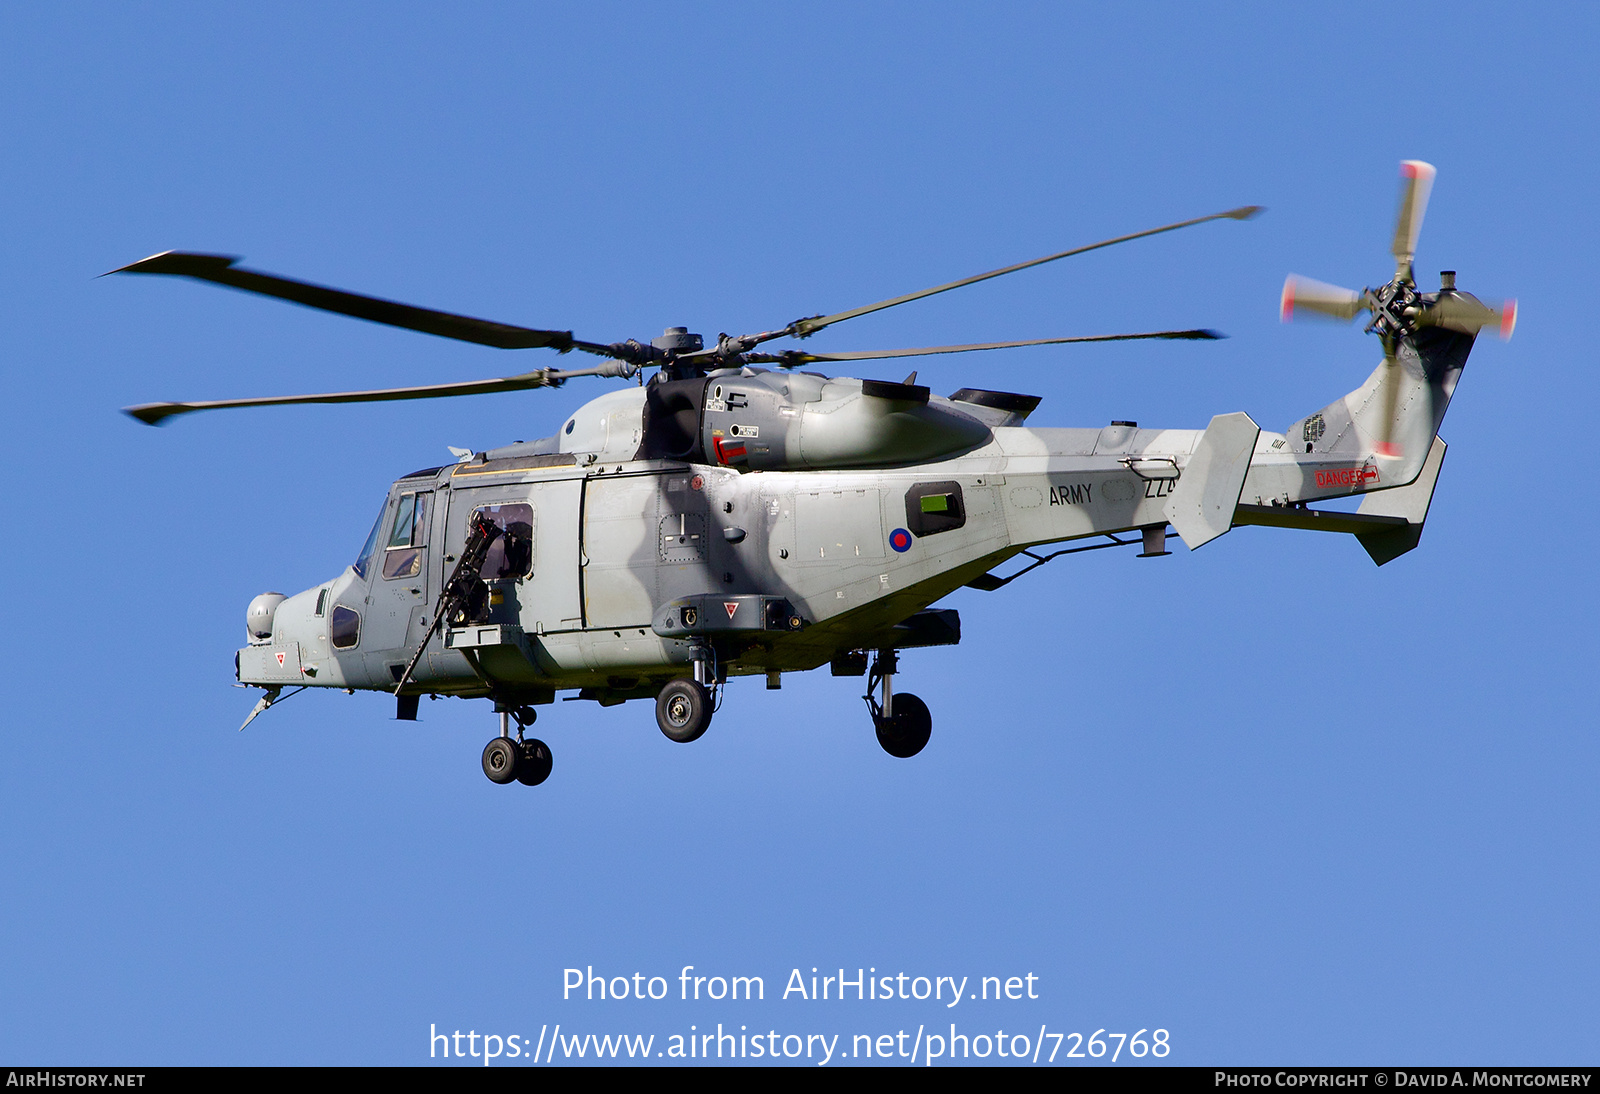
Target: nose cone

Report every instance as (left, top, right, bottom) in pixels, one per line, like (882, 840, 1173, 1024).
(247, 592, 288, 641)
(237, 582, 341, 689)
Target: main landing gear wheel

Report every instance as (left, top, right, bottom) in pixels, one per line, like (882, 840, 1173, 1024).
(875, 692, 932, 758)
(515, 738, 553, 786)
(482, 736, 520, 784)
(656, 678, 712, 743)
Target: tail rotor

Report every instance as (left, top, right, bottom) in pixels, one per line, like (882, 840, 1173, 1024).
(1280, 161, 1516, 459)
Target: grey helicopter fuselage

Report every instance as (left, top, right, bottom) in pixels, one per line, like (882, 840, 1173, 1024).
(117, 159, 1511, 777)
(240, 323, 1474, 709)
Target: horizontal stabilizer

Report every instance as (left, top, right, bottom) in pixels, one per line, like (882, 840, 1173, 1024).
(1166, 412, 1260, 549)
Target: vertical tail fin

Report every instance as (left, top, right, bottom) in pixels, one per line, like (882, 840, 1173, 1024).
(1284, 326, 1474, 492)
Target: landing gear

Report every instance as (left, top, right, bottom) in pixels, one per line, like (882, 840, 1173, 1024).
(865, 649, 932, 758)
(656, 678, 712, 743)
(515, 738, 553, 786)
(482, 704, 552, 786)
(875, 693, 932, 758)
(482, 736, 521, 784)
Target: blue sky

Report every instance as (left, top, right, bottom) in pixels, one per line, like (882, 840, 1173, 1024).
(2, 2, 1595, 1066)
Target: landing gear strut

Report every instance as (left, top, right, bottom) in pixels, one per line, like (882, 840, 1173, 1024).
(482, 704, 552, 786)
(865, 650, 931, 758)
(656, 645, 717, 743)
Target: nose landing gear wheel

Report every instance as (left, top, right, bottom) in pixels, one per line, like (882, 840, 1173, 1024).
(482, 736, 520, 784)
(875, 692, 932, 758)
(656, 678, 712, 743)
(515, 738, 553, 786)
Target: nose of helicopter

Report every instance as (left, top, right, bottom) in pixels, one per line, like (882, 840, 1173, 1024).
(237, 582, 335, 686)
(245, 586, 323, 646)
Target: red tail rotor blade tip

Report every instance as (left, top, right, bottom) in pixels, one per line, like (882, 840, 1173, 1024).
(1280, 278, 1295, 322)
(1400, 160, 1436, 181)
(1500, 299, 1517, 340)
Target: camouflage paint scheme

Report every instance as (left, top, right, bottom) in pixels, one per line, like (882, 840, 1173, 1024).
(241, 323, 1470, 708)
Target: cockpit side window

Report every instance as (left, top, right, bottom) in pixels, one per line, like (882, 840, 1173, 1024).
(383, 492, 430, 580)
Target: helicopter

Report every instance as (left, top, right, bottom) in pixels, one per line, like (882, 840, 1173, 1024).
(119, 161, 1513, 787)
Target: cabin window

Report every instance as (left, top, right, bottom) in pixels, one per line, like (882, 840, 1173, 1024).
(904, 481, 966, 537)
(472, 503, 535, 579)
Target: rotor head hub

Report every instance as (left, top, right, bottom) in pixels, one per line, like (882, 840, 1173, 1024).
(652, 327, 703, 353)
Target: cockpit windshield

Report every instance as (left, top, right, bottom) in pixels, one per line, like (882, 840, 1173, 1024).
(352, 499, 386, 579)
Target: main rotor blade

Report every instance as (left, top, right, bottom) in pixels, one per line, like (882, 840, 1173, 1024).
(769, 206, 1262, 342)
(123, 362, 634, 426)
(1391, 161, 1436, 279)
(1281, 275, 1365, 322)
(110, 252, 617, 355)
(744, 328, 1222, 366)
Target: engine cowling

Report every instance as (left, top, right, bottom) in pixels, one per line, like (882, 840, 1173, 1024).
(637, 369, 993, 471)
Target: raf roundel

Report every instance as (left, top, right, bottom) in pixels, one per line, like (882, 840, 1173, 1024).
(889, 528, 914, 553)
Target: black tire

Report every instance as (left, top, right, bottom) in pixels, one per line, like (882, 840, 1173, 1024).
(875, 692, 932, 758)
(482, 736, 521, 784)
(516, 738, 553, 786)
(656, 678, 712, 743)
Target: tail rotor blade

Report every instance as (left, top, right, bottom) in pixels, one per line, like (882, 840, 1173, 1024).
(1421, 293, 1518, 340)
(1391, 160, 1437, 279)
(1281, 275, 1364, 322)
(1375, 352, 1405, 458)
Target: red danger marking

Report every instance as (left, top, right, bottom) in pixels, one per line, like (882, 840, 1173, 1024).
(723, 602, 739, 619)
(1315, 466, 1380, 488)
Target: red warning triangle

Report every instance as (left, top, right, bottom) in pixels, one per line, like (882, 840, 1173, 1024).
(276, 652, 286, 666)
(723, 601, 739, 619)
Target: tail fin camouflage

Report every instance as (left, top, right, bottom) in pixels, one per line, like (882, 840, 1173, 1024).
(1284, 324, 1473, 493)
(1242, 160, 1514, 564)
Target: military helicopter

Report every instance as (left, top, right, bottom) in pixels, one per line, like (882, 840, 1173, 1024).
(119, 161, 1512, 786)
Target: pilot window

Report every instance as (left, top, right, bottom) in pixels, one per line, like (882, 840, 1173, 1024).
(383, 493, 430, 580)
(473, 503, 534, 579)
(352, 501, 385, 579)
